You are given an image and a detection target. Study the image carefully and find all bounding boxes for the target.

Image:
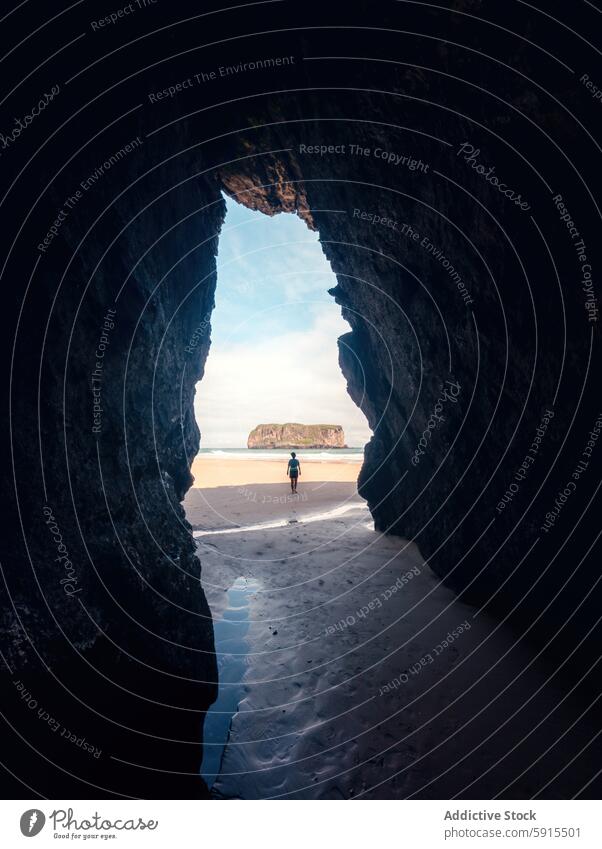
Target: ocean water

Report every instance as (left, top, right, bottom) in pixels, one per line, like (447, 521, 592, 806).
(198, 448, 364, 462)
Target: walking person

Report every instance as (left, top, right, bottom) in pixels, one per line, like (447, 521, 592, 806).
(286, 451, 301, 493)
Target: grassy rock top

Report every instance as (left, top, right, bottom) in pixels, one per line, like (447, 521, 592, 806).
(247, 423, 347, 449)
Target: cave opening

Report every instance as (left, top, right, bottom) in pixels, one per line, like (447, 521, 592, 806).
(186, 193, 371, 517)
(183, 194, 372, 790)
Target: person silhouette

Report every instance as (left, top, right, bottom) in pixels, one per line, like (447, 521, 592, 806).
(286, 451, 301, 493)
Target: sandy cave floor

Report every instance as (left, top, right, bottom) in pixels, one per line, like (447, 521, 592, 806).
(184, 481, 600, 800)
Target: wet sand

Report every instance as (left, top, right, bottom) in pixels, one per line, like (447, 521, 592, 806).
(185, 483, 601, 799)
(185, 480, 363, 532)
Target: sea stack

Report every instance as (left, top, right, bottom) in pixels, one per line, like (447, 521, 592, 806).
(247, 423, 347, 449)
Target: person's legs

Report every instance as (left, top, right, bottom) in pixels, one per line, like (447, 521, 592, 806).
(291, 474, 298, 493)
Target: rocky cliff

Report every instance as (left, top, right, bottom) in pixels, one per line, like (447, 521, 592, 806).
(248, 423, 346, 449)
(1, 0, 601, 799)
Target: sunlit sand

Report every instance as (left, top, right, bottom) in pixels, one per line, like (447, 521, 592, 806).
(190, 455, 362, 489)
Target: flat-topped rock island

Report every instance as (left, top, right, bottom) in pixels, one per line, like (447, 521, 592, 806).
(247, 422, 347, 449)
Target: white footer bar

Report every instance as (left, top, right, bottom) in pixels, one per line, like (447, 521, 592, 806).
(1, 800, 600, 848)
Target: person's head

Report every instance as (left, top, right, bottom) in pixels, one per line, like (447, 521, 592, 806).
(291, 451, 296, 458)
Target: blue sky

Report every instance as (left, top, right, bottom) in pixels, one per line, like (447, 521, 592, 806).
(194, 196, 371, 447)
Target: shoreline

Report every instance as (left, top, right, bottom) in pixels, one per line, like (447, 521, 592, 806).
(190, 455, 363, 489)
(185, 480, 363, 532)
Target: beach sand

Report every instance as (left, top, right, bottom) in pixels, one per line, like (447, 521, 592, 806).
(190, 455, 362, 488)
(185, 474, 601, 799)
(185, 479, 363, 533)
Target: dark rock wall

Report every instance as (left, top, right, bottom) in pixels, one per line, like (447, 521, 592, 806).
(2, 125, 225, 796)
(217, 74, 601, 686)
(1, 0, 601, 797)
(212, 5, 602, 689)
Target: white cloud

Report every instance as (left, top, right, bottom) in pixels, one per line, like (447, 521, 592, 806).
(195, 307, 371, 447)
(194, 197, 372, 448)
